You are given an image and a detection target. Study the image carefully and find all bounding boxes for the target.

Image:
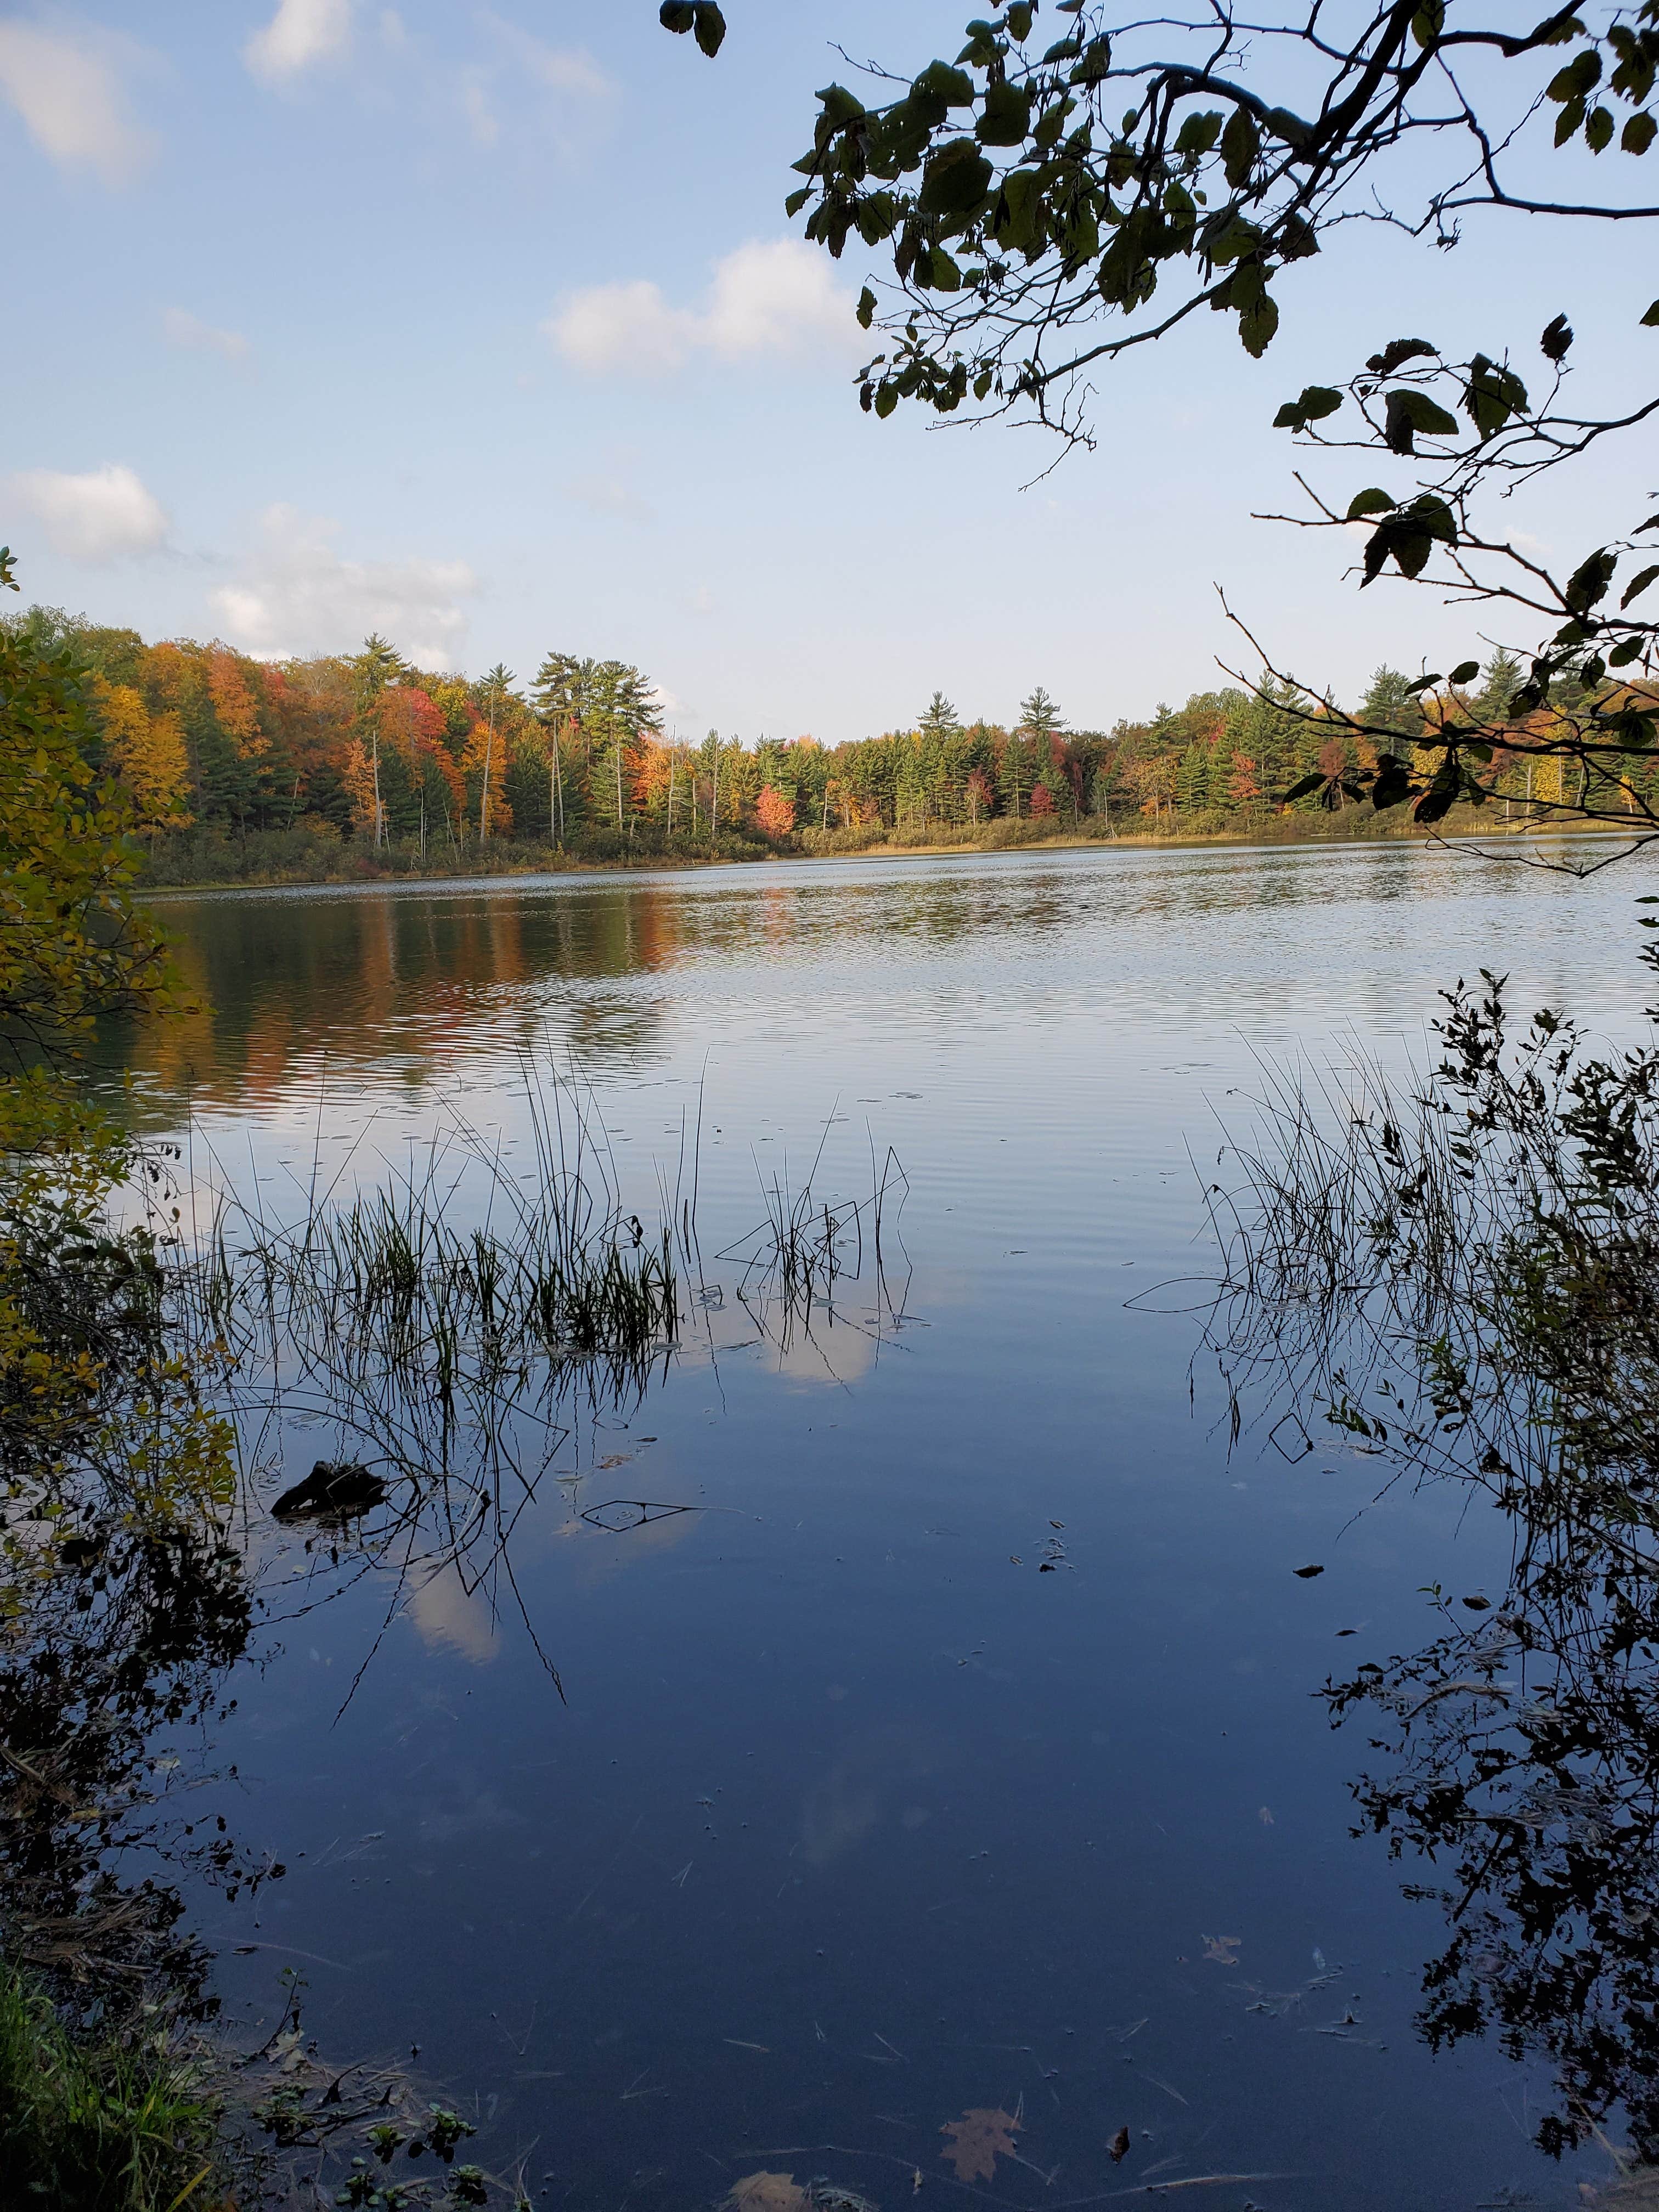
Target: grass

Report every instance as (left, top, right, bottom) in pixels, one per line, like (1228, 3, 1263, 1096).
(0, 1961, 224, 2212)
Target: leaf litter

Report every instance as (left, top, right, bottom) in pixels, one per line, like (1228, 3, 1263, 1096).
(939, 2109, 1020, 2183)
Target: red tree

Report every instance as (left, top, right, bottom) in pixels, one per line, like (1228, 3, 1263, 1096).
(754, 785, 795, 839)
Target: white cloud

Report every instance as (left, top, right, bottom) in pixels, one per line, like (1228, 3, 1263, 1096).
(461, 69, 497, 147)
(163, 307, 251, 365)
(551, 278, 695, 377)
(245, 0, 351, 83)
(564, 470, 652, 522)
(10, 464, 168, 562)
(461, 15, 610, 153)
(546, 239, 860, 380)
(210, 506, 477, 670)
(0, 20, 151, 184)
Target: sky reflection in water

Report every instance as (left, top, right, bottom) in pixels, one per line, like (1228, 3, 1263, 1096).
(111, 842, 1659, 2212)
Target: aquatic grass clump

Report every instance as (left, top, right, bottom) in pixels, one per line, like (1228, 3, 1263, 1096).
(1203, 932, 1659, 2164)
(0, 1959, 224, 2212)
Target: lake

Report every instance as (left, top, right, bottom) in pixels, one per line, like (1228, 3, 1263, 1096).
(115, 840, 1656, 2212)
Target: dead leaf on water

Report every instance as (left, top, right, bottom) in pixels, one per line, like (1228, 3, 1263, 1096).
(911, 2171, 923, 2196)
(1108, 2128, 1130, 2165)
(1257, 1807, 1274, 1825)
(1201, 1934, 1242, 1965)
(940, 2108, 1019, 2182)
(1294, 1564, 1324, 1578)
(726, 2175, 810, 2212)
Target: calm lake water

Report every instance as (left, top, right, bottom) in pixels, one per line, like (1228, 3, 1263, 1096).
(116, 840, 1658, 2212)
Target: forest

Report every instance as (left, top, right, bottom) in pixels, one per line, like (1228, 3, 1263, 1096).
(4, 604, 1632, 885)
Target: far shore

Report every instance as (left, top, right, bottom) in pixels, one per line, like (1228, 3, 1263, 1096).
(138, 809, 1634, 900)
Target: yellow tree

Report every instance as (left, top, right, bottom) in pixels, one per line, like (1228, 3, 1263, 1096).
(97, 682, 192, 833)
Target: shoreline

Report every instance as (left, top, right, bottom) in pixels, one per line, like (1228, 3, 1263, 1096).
(138, 812, 1630, 900)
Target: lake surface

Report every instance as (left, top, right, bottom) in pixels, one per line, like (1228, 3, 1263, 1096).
(116, 840, 1658, 2211)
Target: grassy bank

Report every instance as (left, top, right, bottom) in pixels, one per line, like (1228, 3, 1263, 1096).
(135, 803, 1581, 894)
(0, 1962, 226, 2212)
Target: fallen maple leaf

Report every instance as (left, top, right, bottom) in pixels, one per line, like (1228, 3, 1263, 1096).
(726, 2175, 810, 2212)
(1201, 1934, 1242, 1965)
(940, 2108, 1019, 2183)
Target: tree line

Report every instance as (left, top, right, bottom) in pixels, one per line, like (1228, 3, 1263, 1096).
(4, 605, 1640, 873)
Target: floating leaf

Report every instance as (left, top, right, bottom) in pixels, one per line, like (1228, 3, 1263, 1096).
(940, 2109, 1019, 2183)
(1108, 2128, 1130, 2165)
(726, 2177, 810, 2212)
(1201, 1933, 1242, 1964)
(1294, 1563, 1325, 1578)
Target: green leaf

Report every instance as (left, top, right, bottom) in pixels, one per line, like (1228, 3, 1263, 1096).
(692, 0, 725, 58)
(1219, 108, 1259, 188)
(1622, 563, 1659, 607)
(1449, 660, 1481, 686)
(1624, 110, 1658, 154)
(856, 285, 877, 330)
(1643, 300, 1659, 326)
(1372, 763, 1414, 809)
(1586, 104, 1615, 153)
(874, 382, 898, 420)
(977, 81, 1033, 146)
(1346, 488, 1397, 520)
(930, 245, 962, 290)
(1365, 337, 1437, 375)
(1384, 388, 1460, 454)
(659, 2, 695, 29)
(1565, 549, 1617, 613)
(1414, 782, 1458, 825)
(1174, 110, 1223, 156)
(1272, 385, 1342, 431)
(1237, 285, 1279, 358)
(1006, 3, 1035, 38)
(918, 139, 994, 216)
(816, 82, 867, 128)
(1410, 0, 1444, 48)
(1463, 354, 1528, 437)
(1547, 49, 1602, 100)
(1280, 772, 1327, 802)
(913, 60, 976, 112)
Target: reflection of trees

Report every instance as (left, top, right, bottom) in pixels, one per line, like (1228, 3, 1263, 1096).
(104, 884, 684, 1113)
(2, 1517, 256, 2017)
(1206, 954, 1659, 2159)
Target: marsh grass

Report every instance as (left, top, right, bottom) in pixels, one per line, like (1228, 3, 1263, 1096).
(1201, 936, 1659, 2160)
(0, 1959, 225, 2212)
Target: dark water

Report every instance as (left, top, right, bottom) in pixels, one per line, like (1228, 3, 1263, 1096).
(118, 842, 1657, 2211)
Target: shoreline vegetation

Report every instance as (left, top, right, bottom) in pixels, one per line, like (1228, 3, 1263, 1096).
(5, 605, 1633, 900)
(139, 805, 1616, 896)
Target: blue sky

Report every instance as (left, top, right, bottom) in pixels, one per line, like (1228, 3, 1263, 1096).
(1, 2, 1652, 741)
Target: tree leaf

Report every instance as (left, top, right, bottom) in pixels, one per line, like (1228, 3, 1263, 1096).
(1346, 487, 1396, 521)
(856, 286, 877, 330)
(978, 81, 1033, 146)
(1220, 107, 1259, 188)
(1624, 110, 1658, 154)
(1622, 563, 1659, 608)
(1365, 337, 1437, 376)
(1273, 385, 1342, 432)
(1541, 312, 1574, 361)
(1449, 661, 1481, 686)
(918, 140, 994, 217)
(1384, 388, 1460, 454)
(658, 2, 695, 30)
(692, 1, 726, 58)
(1280, 773, 1328, 802)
